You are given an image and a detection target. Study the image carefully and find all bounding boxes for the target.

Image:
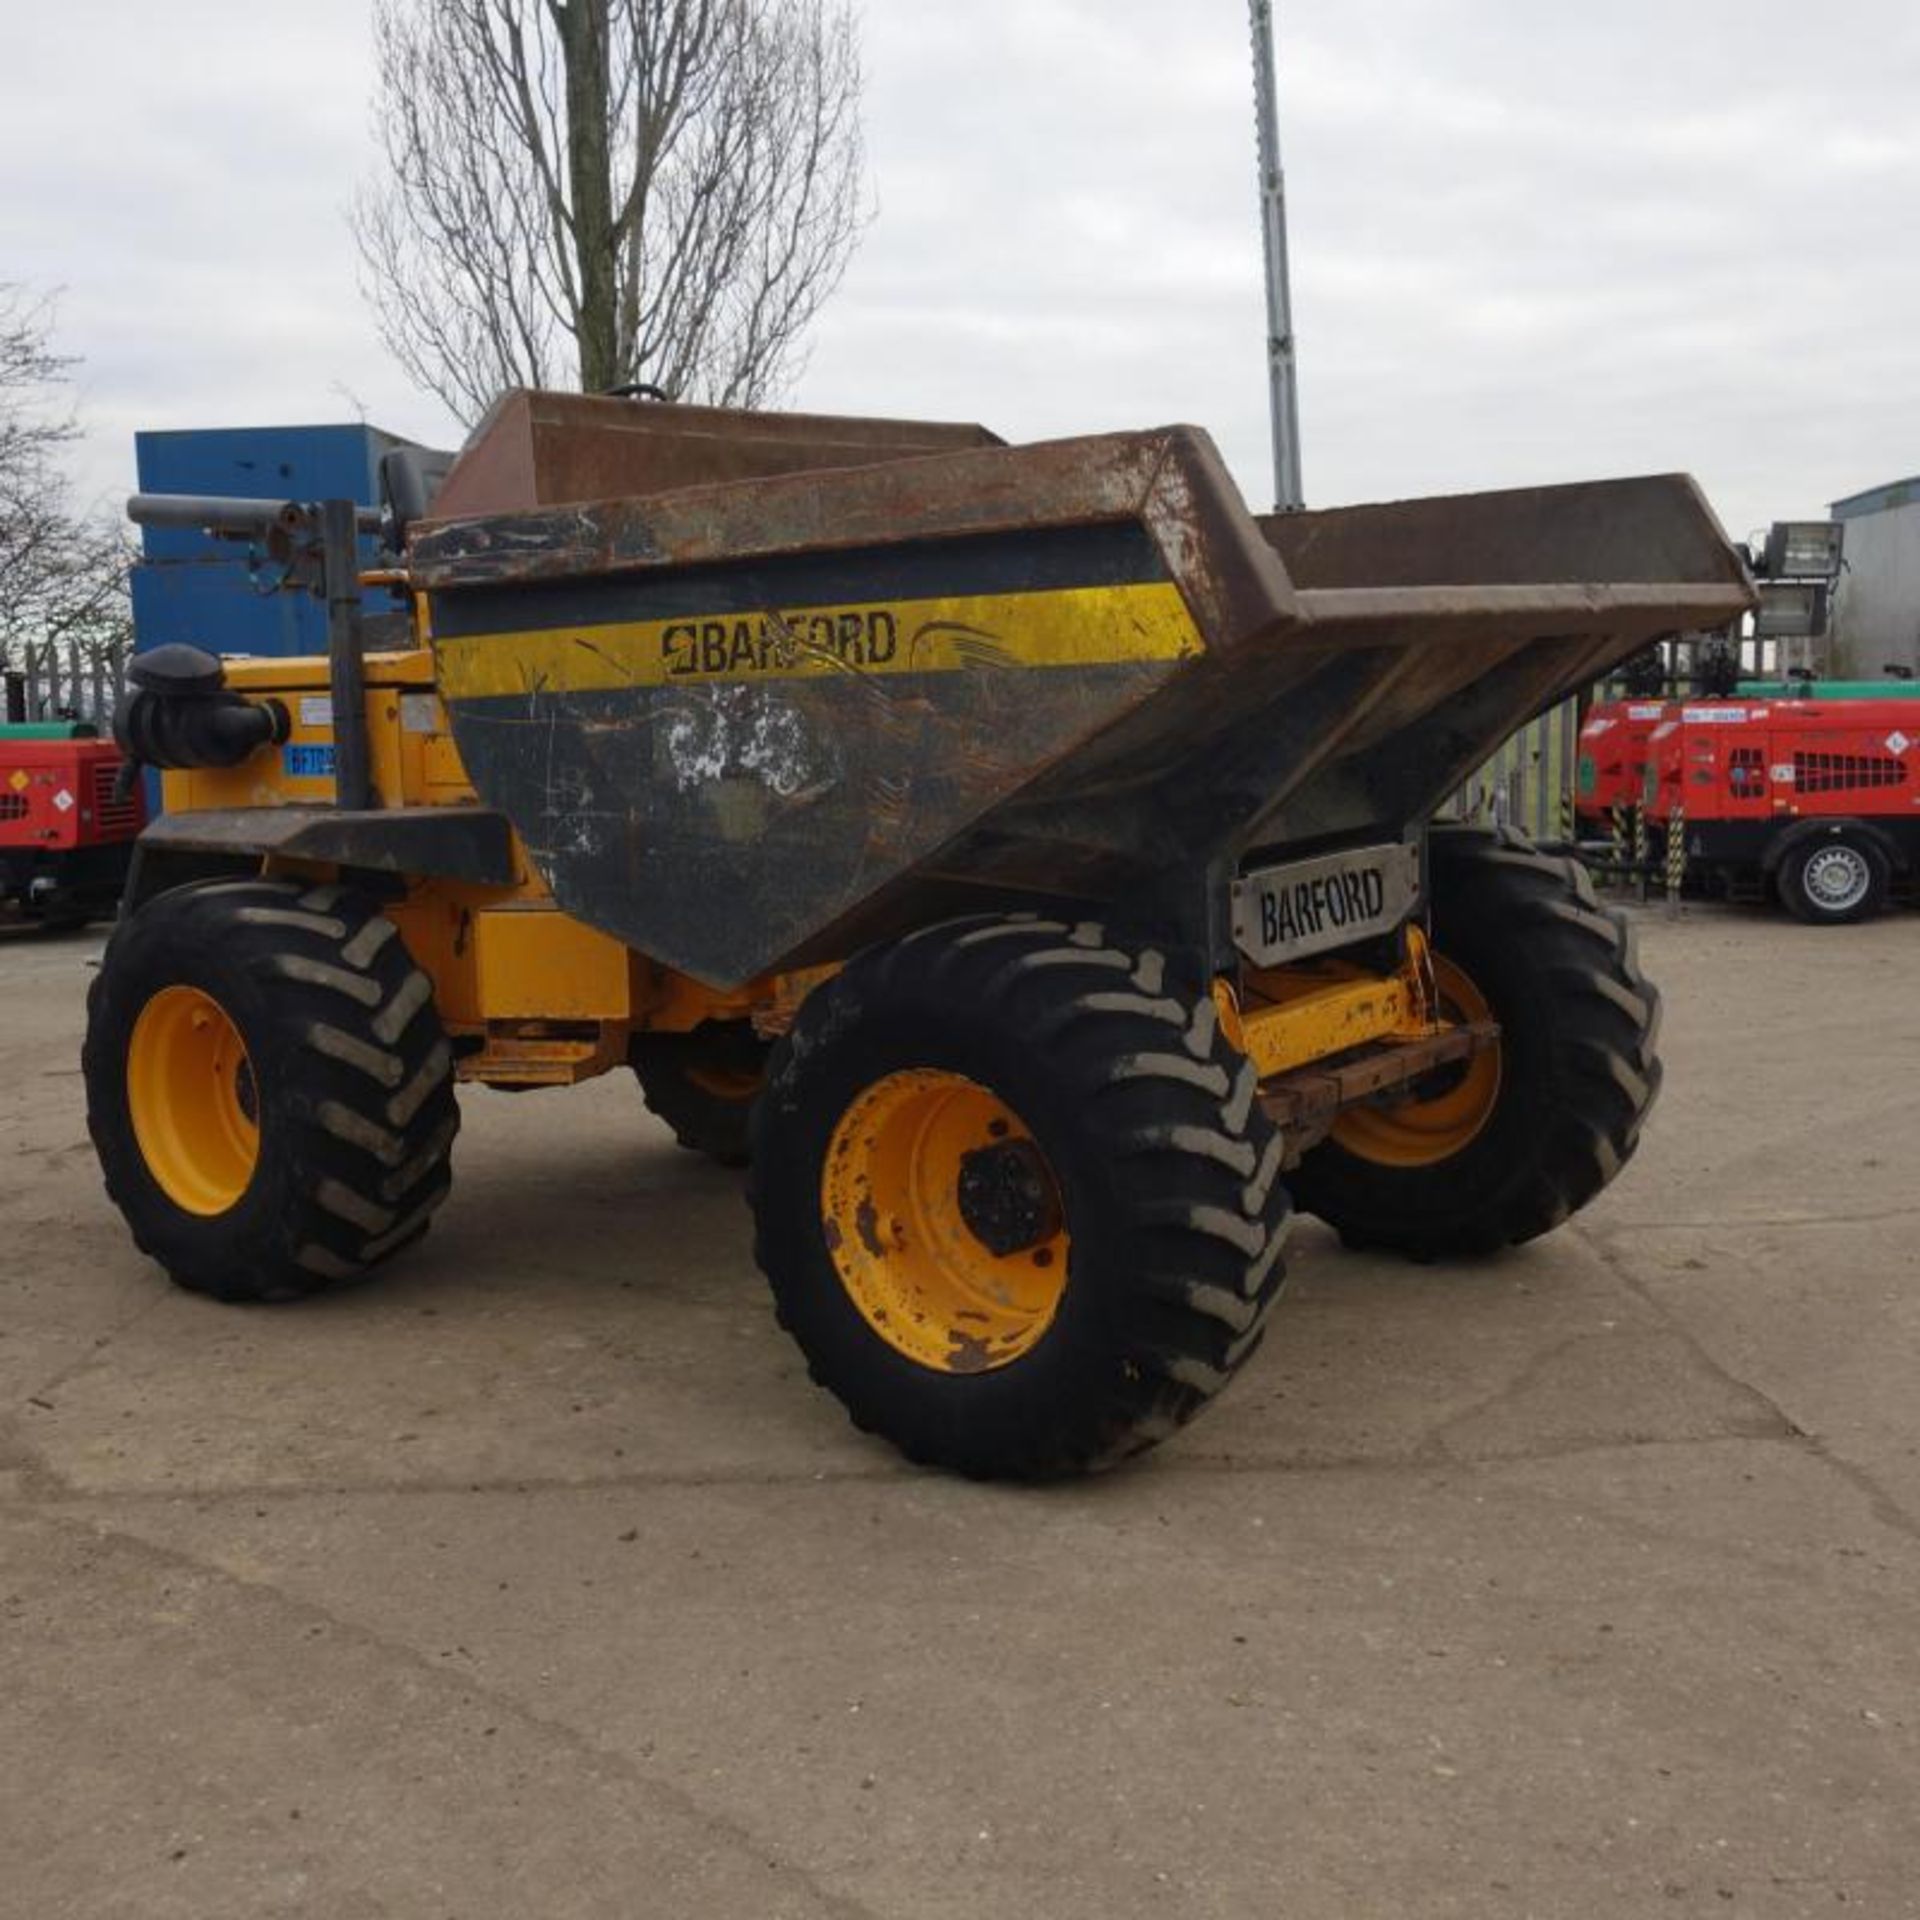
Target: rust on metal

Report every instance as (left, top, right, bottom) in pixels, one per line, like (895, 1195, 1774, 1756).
(423, 387, 1002, 527)
(1260, 1020, 1501, 1157)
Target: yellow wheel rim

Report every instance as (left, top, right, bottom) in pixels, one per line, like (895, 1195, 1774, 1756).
(822, 1069, 1070, 1373)
(1331, 955, 1502, 1168)
(127, 984, 260, 1215)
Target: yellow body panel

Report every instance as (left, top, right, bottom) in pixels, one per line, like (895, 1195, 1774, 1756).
(475, 908, 632, 1021)
(164, 652, 476, 816)
(381, 882, 522, 1029)
(632, 962, 771, 1034)
(1221, 925, 1476, 1088)
(1234, 970, 1429, 1080)
(216, 651, 436, 692)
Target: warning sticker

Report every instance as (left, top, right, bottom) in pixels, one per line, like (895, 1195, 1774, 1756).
(52, 788, 74, 812)
(6, 769, 26, 793)
(1887, 731, 1911, 756)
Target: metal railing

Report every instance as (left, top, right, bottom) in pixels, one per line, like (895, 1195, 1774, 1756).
(1441, 696, 1582, 842)
(3, 636, 131, 730)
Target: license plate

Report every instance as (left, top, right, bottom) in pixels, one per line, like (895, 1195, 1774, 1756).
(1231, 841, 1421, 966)
(283, 744, 337, 780)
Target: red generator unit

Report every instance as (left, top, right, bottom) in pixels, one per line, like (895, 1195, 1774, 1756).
(0, 726, 147, 928)
(1576, 696, 1671, 831)
(1646, 697, 1919, 923)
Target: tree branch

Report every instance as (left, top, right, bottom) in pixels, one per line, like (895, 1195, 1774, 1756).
(351, 0, 868, 421)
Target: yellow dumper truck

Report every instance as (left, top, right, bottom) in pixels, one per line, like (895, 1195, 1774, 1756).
(87, 392, 1753, 1475)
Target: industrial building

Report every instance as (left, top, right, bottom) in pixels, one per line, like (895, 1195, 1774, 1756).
(1831, 475, 1920, 677)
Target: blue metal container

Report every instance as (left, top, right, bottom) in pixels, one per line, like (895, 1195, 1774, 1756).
(131, 423, 420, 658)
(130, 422, 438, 814)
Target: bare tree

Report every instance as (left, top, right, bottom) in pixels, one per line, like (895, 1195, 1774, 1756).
(1, 287, 79, 643)
(353, 0, 868, 425)
(0, 287, 133, 683)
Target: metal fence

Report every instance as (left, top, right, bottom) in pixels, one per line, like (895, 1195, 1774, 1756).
(3, 636, 130, 729)
(1441, 696, 1582, 843)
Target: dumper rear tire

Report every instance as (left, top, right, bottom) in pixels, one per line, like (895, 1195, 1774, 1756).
(84, 877, 458, 1303)
(750, 916, 1292, 1479)
(630, 1020, 768, 1166)
(1287, 828, 1660, 1259)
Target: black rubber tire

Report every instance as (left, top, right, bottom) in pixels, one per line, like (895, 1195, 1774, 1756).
(1287, 827, 1661, 1259)
(630, 1019, 769, 1167)
(1777, 829, 1890, 926)
(749, 915, 1292, 1479)
(83, 877, 458, 1302)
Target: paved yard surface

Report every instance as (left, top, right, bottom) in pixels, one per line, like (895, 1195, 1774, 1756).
(3, 904, 1917, 1918)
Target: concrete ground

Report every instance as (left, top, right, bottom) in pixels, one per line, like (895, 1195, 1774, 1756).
(3, 903, 1917, 1919)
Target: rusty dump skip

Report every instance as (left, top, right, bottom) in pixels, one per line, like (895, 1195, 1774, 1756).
(424, 387, 1002, 522)
(411, 392, 1754, 988)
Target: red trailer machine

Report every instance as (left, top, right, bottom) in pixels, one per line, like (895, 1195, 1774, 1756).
(1647, 696, 1919, 922)
(0, 727, 146, 928)
(1576, 696, 1671, 832)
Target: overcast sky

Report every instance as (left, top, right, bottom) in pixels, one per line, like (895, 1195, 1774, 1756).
(5, 0, 1917, 544)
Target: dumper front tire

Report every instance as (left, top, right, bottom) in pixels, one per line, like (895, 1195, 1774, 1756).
(84, 877, 458, 1303)
(1287, 828, 1660, 1259)
(630, 1020, 768, 1166)
(750, 916, 1291, 1479)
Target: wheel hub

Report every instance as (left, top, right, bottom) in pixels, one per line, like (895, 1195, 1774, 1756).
(957, 1137, 1063, 1257)
(1804, 845, 1870, 911)
(820, 1069, 1070, 1374)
